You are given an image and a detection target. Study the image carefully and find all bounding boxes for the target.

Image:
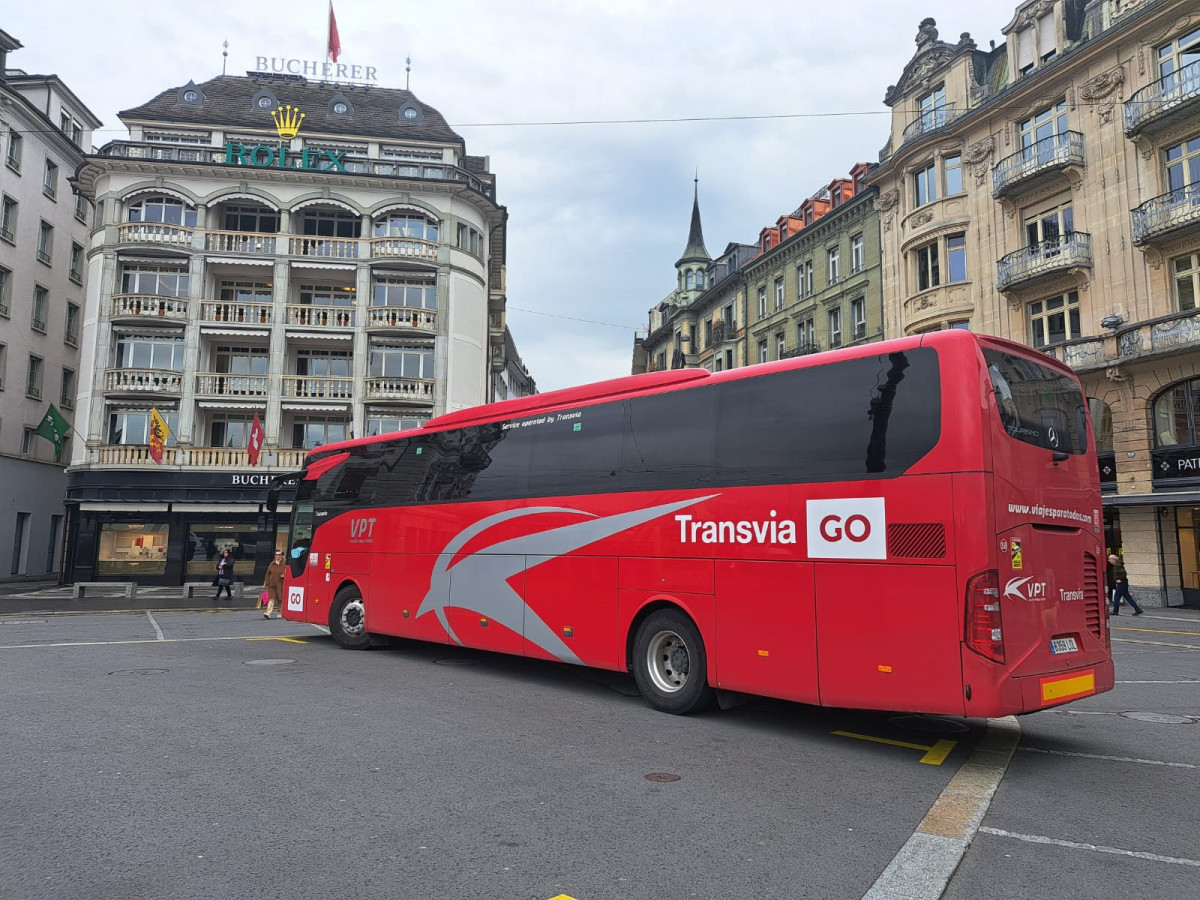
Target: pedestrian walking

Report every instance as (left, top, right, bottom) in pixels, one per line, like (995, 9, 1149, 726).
(263, 550, 287, 619)
(212, 549, 235, 601)
(1108, 553, 1143, 616)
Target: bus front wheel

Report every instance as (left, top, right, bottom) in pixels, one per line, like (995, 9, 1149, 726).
(329, 586, 370, 650)
(632, 610, 714, 714)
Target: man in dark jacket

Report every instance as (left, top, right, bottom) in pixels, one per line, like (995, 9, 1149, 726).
(1108, 554, 1144, 616)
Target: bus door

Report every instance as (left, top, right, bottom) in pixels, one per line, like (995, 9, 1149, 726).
(285, 498, 318, 623)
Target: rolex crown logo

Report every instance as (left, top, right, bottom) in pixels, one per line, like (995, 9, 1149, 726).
(271, 104, 305, 140)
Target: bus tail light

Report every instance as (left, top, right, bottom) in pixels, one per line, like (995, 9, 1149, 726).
(965, 569, 1005, 663)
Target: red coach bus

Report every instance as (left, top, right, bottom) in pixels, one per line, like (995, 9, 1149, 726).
(271, 330, 1113, 717)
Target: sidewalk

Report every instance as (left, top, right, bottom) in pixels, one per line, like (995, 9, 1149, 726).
(0, 582, 260, 615)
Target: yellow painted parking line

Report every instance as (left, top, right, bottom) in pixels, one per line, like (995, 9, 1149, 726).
(832, 730, 958, 765)
(1111, 626, 1200, 637)
(0, 635, 308, 650)
(246, 637, 308, 644)
(1112, 637, 1200, 651)
(548, 895, 580, 900)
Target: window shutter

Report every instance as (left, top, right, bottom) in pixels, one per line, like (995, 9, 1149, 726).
(1017, 28, 1035, 70)
(1037, 14, 1056, 59)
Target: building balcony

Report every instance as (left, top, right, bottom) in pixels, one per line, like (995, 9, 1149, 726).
(287, 236, 359, 260)
(111, 294, 189, 324)
(997, 233, 1092, 293)
(363, 376, 435, 405)
(1112, 308, 1200, 365)
(901, 104, 963, 147)
(195, 373, 269, 398)
(992, 132, 1085, 200)
(104, 368, 184, 395)
(1124, 61, 1200, 137)
(281, 375, 353, 401)
(365, 306, 438, 334)
(1132, 185, 1200, 245)
(91, 445, 306, 468)
(369, 236, 439, 261)
(284, 304, 356, 329)
(199, 300, 273, 326)
(117, 222, 194, 247)
(780, 341, 821, 359)
(205, 229, 279, 255)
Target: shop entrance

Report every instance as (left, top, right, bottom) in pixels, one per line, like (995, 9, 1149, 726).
(1174, 508, 1200, 607)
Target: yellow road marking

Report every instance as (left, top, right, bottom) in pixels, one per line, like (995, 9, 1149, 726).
(0, 635, 309, 650)
(1112, 637, 1200, 651)
(832, 730, 958, 765)
(548, 896, 580, 900)
(1111, 626, 1200, 637)
(246, 637, 308, 644)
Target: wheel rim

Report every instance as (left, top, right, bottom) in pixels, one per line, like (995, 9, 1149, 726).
(339, 597, 366, 637)
(645, 629, 690, 694)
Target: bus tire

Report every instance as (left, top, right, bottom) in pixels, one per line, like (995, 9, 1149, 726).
(329, 586, 370, 650)
(632, 610, 714, 715)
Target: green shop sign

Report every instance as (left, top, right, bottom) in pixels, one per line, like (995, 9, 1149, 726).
(223, 103, 346, 172)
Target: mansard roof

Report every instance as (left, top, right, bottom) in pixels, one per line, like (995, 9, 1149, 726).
(883, 18, 982, 107)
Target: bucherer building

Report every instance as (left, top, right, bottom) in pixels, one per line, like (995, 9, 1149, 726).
(66, 72, 508, 587)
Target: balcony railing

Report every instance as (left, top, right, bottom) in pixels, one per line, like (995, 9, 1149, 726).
(1125, 60, 1200, 136)
(199, 300, 273, 325)
(711, 321, 737, 344)
(118, 222, 194, 246)
(112, 294, 189, 322)
(363, 377, 435, 403)
(104, 368, 184, 393)
(779, 341, 821, 359)
(365, 306, 437, 332)
(282, 375, 353, 400)
(93, 445, 306, 468)
(195, 373, 268, 397)
(902, 104, 962, 146)
(284, 304, 356, 329)
(288, 236, 359, 259)
(96, 140, 497, 200)
(1132, 185, 1200, 244)
(206, 229, 279, 255)
(369, 237, 439, 260)
(992, 131, 1085, 198)
(997, 232, 1092, 292)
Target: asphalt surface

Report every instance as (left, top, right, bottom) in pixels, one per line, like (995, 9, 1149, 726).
(0, 605, 1196, 900)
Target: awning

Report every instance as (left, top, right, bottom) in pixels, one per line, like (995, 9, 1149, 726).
(281, 403, 351, 412)
(196, 400, 267, 409)
(205, 256, 273, 266)
(199, 328, 270, 337)
(1104, 491, 1200, 507)
(79, 502, 171, 512)
(290, 260, 356, 270)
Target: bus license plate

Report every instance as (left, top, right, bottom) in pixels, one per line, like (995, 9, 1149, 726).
(1050, 637, 1079, 655)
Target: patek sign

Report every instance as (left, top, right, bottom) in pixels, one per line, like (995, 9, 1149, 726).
(224, 105, 346, 172)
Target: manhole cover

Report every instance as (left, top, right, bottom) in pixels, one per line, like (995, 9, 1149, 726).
(890, 715, 971, 734)
(433, 657, 482, 666)
(644, 772, 681, 783)
(1120, 711, 1196, 725)
(108, 668, 169, 676)
(244, 659, 295, 666)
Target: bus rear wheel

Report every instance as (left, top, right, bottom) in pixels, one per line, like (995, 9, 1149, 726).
(330, 586, 370, 650)
(632, 610, 714, 714)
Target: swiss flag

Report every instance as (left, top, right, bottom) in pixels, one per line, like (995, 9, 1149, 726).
(248, 413, 266, 467)
(327, 3, 341, 63)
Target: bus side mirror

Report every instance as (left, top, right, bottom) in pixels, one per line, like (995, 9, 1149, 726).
(266, 490, 279, 514)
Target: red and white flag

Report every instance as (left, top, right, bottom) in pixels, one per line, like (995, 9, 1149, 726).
(247, 412, 266, 467)
(327, 3, 342, 63)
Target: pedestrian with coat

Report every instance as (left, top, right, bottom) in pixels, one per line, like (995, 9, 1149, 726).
(263, 550, 287, 619)
(1108, 553, 1144, 616)
(212, 549, 235, 601)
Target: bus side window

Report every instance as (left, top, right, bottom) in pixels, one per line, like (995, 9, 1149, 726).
(621, 388, 716, 491)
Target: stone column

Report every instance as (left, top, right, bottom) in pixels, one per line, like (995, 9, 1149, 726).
(176, 253, 208, 449)
(266, 259, 290, 452)
(1119, 505, 1168, 608)
(352, 262, 371, 438)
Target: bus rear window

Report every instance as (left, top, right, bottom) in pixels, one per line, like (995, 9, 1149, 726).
(983, 348, 1088, 455)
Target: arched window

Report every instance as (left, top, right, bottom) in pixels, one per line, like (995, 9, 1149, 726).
(127, 195, 197, 228)
(373, 212, 439, 242)
(697, 270, 706, 290)
(1152, 379, 1200, 447)
(685, 270, 695, 290)
(1087, 397, 1114, 452)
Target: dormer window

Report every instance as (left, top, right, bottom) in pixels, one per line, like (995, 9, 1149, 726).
(1016, 10, 1057, 76)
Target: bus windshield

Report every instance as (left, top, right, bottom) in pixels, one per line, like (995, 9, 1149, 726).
(984, 347, 1088, 455)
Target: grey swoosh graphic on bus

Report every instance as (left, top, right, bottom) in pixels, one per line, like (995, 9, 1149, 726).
(416, 495, 718, 663)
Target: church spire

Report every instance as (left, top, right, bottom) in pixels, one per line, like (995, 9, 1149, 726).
(676, 173, 710, 266)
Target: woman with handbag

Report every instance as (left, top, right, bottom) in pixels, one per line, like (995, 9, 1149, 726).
(212, 549, 234, 601)
(263, 550, 287, 619)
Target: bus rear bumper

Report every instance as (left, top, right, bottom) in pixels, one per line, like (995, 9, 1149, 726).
(963, 653, 1115, 717)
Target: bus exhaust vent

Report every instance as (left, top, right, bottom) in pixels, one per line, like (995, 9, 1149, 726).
(1083, 552, 1102, 638)
(887, 523, 946, 559)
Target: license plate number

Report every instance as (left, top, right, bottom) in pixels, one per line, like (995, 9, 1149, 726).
(1050, 637, 1079, 655)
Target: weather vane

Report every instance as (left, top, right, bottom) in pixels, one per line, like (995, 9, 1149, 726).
(406, 56, 411, 90)
(222, 39, 229, 76)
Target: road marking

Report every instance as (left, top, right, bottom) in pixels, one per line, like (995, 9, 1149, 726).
(145, 611, 165, 641)
(309, 624, 331, 634)
(1019, 746, 1198, 769)
(833, 730, 957, 765)
(1112, 638, 1200, 651)
(1111, 626, 1200, 637)
(548, 895, 580, 900)
(0, 635, 312, 650)
(1124, 614, 1200, 624)
(862, 716, 1020, 900)
(245, 637, 308, 644)
(0, 619, 47, 625)
(1117, 680, 1200, 684)
(978, 827, 1200, 867)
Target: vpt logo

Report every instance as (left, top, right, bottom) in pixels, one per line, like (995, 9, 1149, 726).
(807, 497, 887, 560)
(349, 516, 377, 542)
(286, 586, 305, 612)
(1004, 576, 1047, 602)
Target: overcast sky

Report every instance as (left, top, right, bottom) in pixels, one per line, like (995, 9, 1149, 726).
(5, 0, 1015, 392)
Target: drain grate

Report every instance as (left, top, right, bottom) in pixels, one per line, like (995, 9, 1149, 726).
(108, 668, 168, 676)
(644, 772, 681, 783)
(244, 659, 295, 666)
